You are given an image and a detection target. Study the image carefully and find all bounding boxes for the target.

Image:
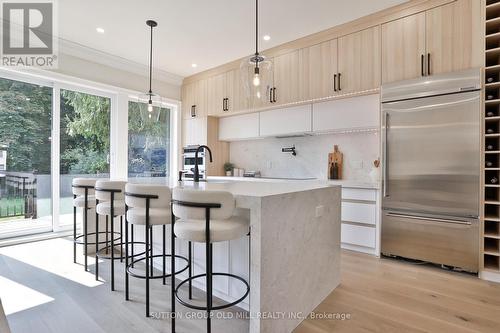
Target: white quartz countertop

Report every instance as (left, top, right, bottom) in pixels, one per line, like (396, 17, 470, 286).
(206, 176, 380, 190)
(176, 178, 338, 198)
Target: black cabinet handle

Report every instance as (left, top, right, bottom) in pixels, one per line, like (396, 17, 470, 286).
(333, 74, 337, 92)
(222, 98, 226, 111)
(338, 73, 341, 91)
(273, 87, 277, 103)
(421, 54, 425, 76)
(225, 98, 229, 111)
(191, 105, 196, 117)
(269, 87, 273, 103)
(427, 53, 431, 76)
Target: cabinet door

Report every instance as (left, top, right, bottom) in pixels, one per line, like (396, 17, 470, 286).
(299, 39, 338, 100)
(182, 117, 207, 146)
(207, 73, 226, 116)
(426, 0, 482, 75)
(338, 26, 381, 93)
(182, 80, 207, 119)
(382, 12, 426, 84)
(225, 69, 247, 113)
(259, 105, 312, 137)
(219, 113, 260, 141)
(273, 50, 300, 105)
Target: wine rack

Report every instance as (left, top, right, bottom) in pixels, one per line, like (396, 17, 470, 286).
(484, 0, 500, 276)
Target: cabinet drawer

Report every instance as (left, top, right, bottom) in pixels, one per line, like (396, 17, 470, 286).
(342, 188, 377, 201)
(341, 223, 376, 248)
(341, 202, 376, 225)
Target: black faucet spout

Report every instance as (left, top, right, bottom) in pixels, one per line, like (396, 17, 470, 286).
(194, 145, 213, 182)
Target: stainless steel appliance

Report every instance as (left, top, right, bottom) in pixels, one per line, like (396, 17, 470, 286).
(381, 68, 481, 272)
(182, 145, 206, 180)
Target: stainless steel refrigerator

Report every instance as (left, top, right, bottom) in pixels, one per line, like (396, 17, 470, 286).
(381, 68, 481, 272)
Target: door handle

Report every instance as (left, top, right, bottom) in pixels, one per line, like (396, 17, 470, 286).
(427, 53, 431, 76)
(421, 54, 425, 76)
(385, 212, 472, 226)
(333, 74, 337, 92)
(338, 73, 341, 91)
(191, 105, 196, 118)
(383, 112, 389, 197)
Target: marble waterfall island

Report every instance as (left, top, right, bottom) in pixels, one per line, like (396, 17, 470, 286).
(176, 179, 342, 333)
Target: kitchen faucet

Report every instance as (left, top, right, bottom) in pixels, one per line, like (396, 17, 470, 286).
(194, 145, 213, 182)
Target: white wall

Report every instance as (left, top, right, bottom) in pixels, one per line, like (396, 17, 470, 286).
(229, 131, 380, 182)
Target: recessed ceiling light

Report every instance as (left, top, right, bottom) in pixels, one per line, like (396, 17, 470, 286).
(263, 35, 271, 41)
(191, 63, 198, 68)
(96, 27, 105, 34)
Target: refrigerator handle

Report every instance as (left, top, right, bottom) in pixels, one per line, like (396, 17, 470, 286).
(383, 112, 389, 197)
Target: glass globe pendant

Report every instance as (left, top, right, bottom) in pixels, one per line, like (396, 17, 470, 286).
(240, 0, 272, 107)
(137, 19, 164, 121)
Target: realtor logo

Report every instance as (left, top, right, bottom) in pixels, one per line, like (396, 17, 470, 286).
(1, 0, 58, 68)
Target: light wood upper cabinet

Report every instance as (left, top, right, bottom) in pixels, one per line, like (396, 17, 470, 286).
(382, 12, 426, 84)
(425, 0, 482, 75)
(207, 72, 226, 116)
(273, 50, 300, 105)
(338, 26, 381, 93)
(299, 39, 338, 100)
(181, 79, 207, 119)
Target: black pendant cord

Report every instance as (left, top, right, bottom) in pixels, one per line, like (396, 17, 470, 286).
(254, 0, 259, 69)
(149, 24, 153, 96)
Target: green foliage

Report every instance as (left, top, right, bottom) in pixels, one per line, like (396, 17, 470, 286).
(223, 162, 235, 172)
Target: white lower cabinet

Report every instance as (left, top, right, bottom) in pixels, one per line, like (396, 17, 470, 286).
(340, 187, 380, 256)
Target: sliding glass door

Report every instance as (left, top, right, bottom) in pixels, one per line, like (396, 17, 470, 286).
(58, 89, 110, 226)
(0, 77, 53, 238)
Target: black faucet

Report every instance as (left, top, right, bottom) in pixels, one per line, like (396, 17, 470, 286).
(194, 145, 213, 182)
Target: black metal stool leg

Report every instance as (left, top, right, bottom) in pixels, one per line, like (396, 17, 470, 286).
(120, 216, 123, 263)
(110, 193, 115, 291)
(163, 224, 166, 285)
(95, 199, 99, 281)
(188, 241, 192, 300)
(205, 207, 212, 333)
(125, 205, 130, 301)
(105, 215, 109, 254)
(150, 226, 154, 276)
(131, 224, 135, 268)
(84, 188, 88, 272)
(145, 199, 150, 317)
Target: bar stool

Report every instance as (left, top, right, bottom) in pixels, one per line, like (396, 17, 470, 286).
(124, 183, 190, 317)
(171, 188, 250, 333)
(72, 178, 100, 272)
(95, 179, 129, 291)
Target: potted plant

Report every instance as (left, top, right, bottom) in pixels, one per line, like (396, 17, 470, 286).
(223, 162, 235, 177)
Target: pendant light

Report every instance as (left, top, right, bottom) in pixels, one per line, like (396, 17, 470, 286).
(138, 19, 163, 120)
(240, 0, 272, 105)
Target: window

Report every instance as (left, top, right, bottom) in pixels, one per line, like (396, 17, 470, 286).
(59, 89, 110, 225)
(128, 101, 171, 182)
(0, 77, 53, 238)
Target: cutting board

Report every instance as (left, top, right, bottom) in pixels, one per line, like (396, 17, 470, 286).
(328, 145, 343, 179)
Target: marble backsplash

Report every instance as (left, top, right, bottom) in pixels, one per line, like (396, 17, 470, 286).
(229, 131, 380, 182)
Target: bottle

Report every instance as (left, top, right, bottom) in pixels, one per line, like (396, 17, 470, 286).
(487, 77, 495, 83)
(488, 94, 495, 100)
(491, 177, 498, 184)
(487, 128, 495, 134)
(486, 161, 494, 168)
(332, 162, 339, 180)
(487, 111, 495, 117)
(487, 144, 496, 151)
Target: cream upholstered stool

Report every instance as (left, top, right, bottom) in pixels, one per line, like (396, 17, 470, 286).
(72, 178, 97, 271)
(95, 180, 130, 291)
(171, 188, 250, 333)
(124, 183, 190, 317)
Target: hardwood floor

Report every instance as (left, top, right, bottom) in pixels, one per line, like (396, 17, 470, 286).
(1, 238, 500, 333)
(294, 251, 500, 333)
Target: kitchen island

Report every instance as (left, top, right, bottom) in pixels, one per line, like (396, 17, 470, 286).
(174, 179, 342, 333)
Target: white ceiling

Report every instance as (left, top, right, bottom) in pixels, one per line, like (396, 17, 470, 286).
(58, 0, 408, 79)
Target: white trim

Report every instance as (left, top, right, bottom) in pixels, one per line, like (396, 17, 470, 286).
(59, 39, 184, 86)
(51, 84, 61, 232)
